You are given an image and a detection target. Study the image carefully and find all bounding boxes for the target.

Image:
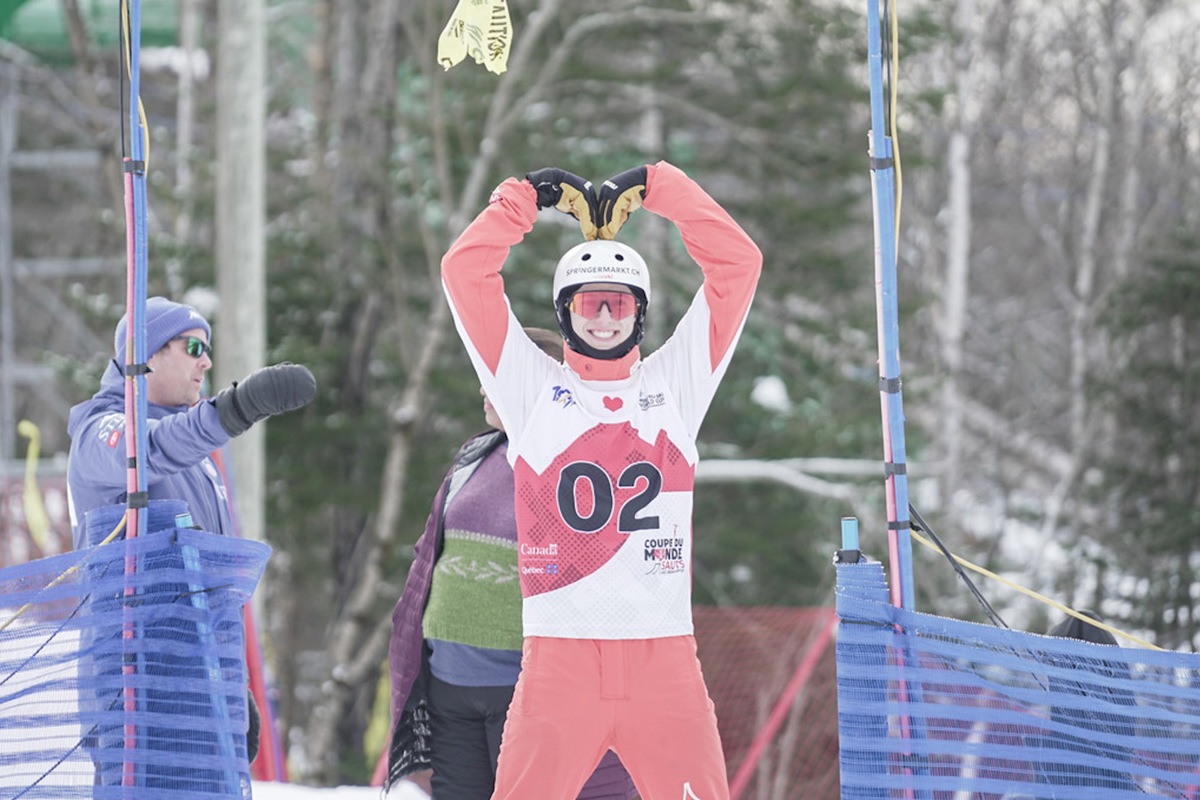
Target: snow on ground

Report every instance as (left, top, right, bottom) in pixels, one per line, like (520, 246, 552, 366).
(252, 780, 428, 799)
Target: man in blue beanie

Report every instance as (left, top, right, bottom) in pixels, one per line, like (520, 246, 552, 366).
(66, 296, 315, 768)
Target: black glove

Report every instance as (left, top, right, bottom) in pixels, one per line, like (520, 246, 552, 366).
(212, 362, 316, 438)
(525, 167, 598, 240)
(246, 689, 261, 764)
(596, 166, 647, 240)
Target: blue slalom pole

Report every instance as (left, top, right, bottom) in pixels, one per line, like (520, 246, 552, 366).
(119, 1, 151, 790)
(865, 0, 914, 612)
(863, 3, 930, 798)
(126, 0, 149, 535)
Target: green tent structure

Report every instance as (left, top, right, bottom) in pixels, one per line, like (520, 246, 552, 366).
(0, 0, 177, 60)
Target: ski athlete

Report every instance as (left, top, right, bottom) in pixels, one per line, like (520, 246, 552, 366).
(441, 161, 762, 799)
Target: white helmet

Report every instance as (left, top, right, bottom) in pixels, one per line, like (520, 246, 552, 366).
(552, 240, 651, 360)
(552, 240, 651, 305)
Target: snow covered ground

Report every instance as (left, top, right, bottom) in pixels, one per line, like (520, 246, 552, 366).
(253, 780, 428, 799)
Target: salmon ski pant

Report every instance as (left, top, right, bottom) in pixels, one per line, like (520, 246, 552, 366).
(490, 635, 729, 800)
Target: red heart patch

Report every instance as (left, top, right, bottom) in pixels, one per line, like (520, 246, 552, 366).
(603, 396, 623, 412)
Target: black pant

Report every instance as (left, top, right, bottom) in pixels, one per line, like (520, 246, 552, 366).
(427, 675, 516, 800)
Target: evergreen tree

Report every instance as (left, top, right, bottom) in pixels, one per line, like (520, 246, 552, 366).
(1094, 228, 1200, 651)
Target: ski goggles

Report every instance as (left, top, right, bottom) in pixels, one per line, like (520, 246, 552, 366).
(170, 335, 213, 359)
(567, 290, 640, 320)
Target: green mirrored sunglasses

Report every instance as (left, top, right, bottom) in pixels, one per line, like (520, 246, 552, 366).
(170, 335, 213, 359)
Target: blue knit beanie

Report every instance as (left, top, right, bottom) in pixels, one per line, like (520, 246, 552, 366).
(113, 296, 212, 364)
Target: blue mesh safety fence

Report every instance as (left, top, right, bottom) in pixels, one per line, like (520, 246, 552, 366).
(836, 561, 1200, 799)
(0, 501, 269, 799)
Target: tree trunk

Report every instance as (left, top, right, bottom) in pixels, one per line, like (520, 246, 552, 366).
(941, 0, 975, 514)
(215, 0, 267, 547)
(1038, 3, 1116, 542)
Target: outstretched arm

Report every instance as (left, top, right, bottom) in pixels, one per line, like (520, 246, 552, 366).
(69, 404, 230, 497)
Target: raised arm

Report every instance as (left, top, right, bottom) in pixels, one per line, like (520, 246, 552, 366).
(441, 169, 596, 375)
(642, 161, 763, 369)
(440, 178, 539, 375)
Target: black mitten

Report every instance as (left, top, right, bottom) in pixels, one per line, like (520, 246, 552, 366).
(212, 363, 316, 437)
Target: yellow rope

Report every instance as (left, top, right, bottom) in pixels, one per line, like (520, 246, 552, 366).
(119, 0, 151, 164)
(17, 421, 50, 550)
(908, 529, 1163, 651)
(0, 514, 130, 633)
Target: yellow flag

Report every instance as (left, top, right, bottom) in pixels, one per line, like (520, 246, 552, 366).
(18, 420, 51, 550)
(437, 0, 512, 75)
